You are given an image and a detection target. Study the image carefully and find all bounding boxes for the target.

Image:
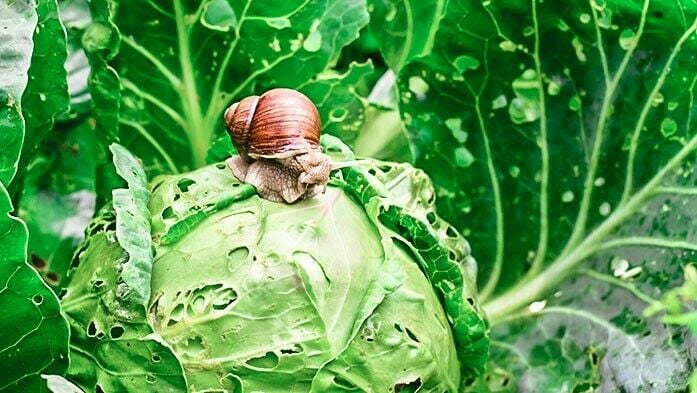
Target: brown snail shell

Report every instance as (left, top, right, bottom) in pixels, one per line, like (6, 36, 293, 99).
(224, 88, 321, 160)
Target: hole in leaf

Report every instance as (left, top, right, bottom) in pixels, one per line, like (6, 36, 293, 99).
(245, 351, 279, 369)
(96, 332, 105, 339)
(216, 163, 227, 170)
(110, 325, 125, 339)
(45, 271, 60, 285)
(280, 345, 303, 355)
(96, 384, 105, 393)
(177, 178, 196, 192)
(212, 288, 238, 310)
(405, 328, 420, 343)
(173, 193, 181, 201)
(31, 254, 47, 270)
(448, 251, 457, 261)
(394, 378, 422, 393)
(32, 295, 43, 305)
(145, 374, 156, 384)
(152, 354, 161, 363)
(466, 297, 475, 306)
(394, 324, 403, 333)
(426, 212, 437, 225)
(92, 279, 105, 291)
(162, 206, 176, 220)
(87, 321, 97, 337)
(445, 226, 458, 238)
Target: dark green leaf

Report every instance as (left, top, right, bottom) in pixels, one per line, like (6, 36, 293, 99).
(0, 0, 37, 187)
(389, 0, 697, 390)
(0, 182, 69, 392)
(300, 61, 374, 145)
(19, 0, 70, 173)
(368, 0, 446, 71)
(112, 0, 369, 172)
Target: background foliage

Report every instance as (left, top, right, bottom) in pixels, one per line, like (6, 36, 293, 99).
(0, 0, 696, 391)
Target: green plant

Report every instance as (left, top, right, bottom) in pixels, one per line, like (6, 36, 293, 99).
(1, 0, 696, 391)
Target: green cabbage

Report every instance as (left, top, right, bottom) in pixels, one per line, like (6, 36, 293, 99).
(61, 141, 488, 392)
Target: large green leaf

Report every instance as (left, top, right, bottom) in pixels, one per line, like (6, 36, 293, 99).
(18, 0, 70, 173)
(0, 0, 36, 187)
(110, 0, 369, 172)
(0, 183, 70, 392)
(388, 0, 697, 390)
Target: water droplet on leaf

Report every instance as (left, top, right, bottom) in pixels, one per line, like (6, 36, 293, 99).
(508, 70, 541, 124)
(408, 76, 429, 98)
(454, 55, 480, 72)
(562, 191, 575, 202)
(660, 118, 677, 137)
(619, 29, 636, 50)
(454, 147, 474, 168)
(579, 13, 591, 23)
(599, 202, 611, 216)
(509, 166, 520, 178)
(499, 40, 517, 52)
(445, 118, 467, 142)
(547, 80, 561, 96)
(492, 95, 508, 110)
(568, 95, 581, 111)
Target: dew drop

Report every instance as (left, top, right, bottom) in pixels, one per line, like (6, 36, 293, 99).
(499, 40, 517, 52)
(408, 76, 429, 98)
(599, 202, 611, 216)
(508, 70, 541, 124)
(562, 191, 575, 203)
(529, 300, 547, 313)
(594, 177, 605, 187)
(668, 101, 679, 111)
(523, 26, 534, 36)
(619, 29, 636, 50)
(509, 166, 520, 178)
(454, 147, 474, 168)
(660, 118, 677, 137)
(492, 95, 508, 110)
(445, 118, 467, 142)
(579, 13, 591, 23)
(39, 93, 47, 102)
(547, 81, 561, 96)
(568, 95, 582, 111)
(651, 92, 664, 107)
(453, 55, 480, 72)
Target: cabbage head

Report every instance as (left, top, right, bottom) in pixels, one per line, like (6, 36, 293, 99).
(61, 141, 488, 392)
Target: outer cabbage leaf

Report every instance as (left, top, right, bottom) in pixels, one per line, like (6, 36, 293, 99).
(386, 0, 697, 390)
(61, 146, 187, 391)
(0, 0, 36, 187)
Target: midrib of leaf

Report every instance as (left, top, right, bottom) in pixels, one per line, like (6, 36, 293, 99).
(173, 0, 208, 168)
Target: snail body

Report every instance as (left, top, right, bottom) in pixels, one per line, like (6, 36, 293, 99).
(224, 88, 332, 203)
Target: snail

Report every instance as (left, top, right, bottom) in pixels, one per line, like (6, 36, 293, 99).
(224, 88, 336, 203)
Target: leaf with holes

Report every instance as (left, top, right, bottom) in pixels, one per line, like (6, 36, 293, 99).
(388, 0, 697, 390)
(0, 177, 70, 391)
(98, 0, 369, 174)
(63, 137, 486, 391)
